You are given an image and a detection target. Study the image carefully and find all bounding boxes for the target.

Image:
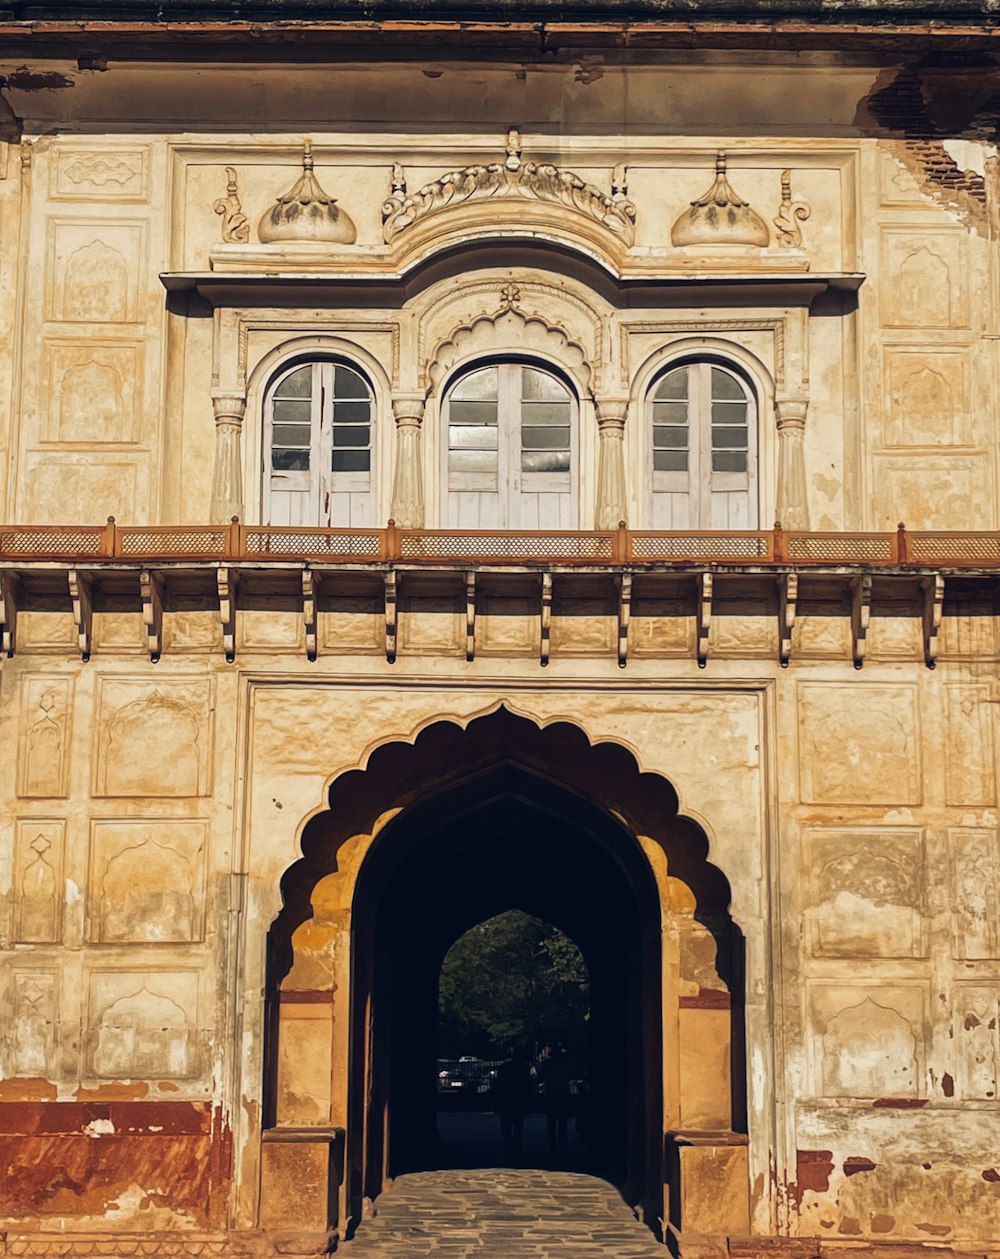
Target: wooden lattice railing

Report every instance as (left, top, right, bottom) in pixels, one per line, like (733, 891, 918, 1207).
(2, 520, 1000, 567)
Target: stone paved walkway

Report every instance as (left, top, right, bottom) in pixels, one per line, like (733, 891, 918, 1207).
(343, 1168, 666, 1257)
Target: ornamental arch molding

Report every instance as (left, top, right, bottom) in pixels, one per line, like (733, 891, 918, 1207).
(424, 305, 596, 399)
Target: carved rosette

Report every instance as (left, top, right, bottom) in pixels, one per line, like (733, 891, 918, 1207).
(382, 129, 636, 246)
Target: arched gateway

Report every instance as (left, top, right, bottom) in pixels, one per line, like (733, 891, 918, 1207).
(263, 708, 747, 1243)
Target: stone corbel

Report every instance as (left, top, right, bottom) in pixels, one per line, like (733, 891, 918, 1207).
(210, 391, 247, 525)
(302, 570, 318, 662)
(851, 573, 871, 669)
(0, 570, 18, 656)
(775, 396, 809, 532)
(540, 572, 552, 667)
(595, 397, 629, 530)
(922, 573, 944, 669)
(617, 571, 632, 669)
(140, 569, 163, 662)
(384, 571, 398, 663)
(389, 395, 425, 528)
(778, 572, 797, 667)
(68, 569, 92, 661)
(697, 572, 713, 668)
(218, 567, 238, 662)
(465, 571, 476, 663)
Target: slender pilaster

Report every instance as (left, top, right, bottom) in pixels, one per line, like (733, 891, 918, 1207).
(210, 392, 246, 524)
(775, 396, 809, 530)
(595, 398, 629, 530)
(389, 394, 425, 528)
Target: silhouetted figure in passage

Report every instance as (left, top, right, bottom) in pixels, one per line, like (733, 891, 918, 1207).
(493, 1048, 534, 1162)
(538, 1044, 574, 1163)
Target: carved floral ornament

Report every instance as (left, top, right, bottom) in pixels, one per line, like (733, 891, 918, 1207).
(210, 139, 810, 255)
(381, 128, 638, 247)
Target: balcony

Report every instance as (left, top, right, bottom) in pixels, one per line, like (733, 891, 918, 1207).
(1, 521, 998, 666)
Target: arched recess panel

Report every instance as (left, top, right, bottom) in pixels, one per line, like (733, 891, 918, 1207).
(265, 707, 746, 1238)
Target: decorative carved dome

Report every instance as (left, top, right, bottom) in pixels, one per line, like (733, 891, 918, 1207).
(671, 152, 770, 248)
(258, 141, 357, 245)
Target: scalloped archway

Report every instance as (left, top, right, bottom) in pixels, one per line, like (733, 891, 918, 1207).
(265, 705, 746, 1240)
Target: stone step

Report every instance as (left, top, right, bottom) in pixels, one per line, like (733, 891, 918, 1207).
(342, 1169, 665, 1257)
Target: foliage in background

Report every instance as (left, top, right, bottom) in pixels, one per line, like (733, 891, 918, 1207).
(438, 910, 590, 1058)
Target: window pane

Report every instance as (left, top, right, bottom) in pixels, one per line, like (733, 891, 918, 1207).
(655, 368, 688, 400)
(652, 401, 689, 426)
(449, 400, 498, 425)
(273, 448, 310, 471)
(712, 426, 748, 449)
(712, 451, 748, 473)
(333, 449, 371, 472)
(522, 426, 570, 450)
(274, 366, 312, 399)
(450, 449, 498, 473)
(522, 368, 569, 401)
(334, 366, 369, 399)
(521, 402, 571, 425)
(450, 426, 498, 450)
(273, 398, 312, 424)
(654, 450, 688, 472)
(712, 401, 748, 425)
(451, 367, 498, 401)
(272, 422, 312, 446)
(333, 425, 370, 448)
(712, 368, 746, 401)
(332, 400, 371, 425)
(522, 450, 570, 473)
(654, 426, 688, 449)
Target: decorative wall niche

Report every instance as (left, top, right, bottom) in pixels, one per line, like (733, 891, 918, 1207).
(93, 678, 214, 798)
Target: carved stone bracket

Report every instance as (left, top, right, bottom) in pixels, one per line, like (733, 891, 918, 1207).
(465, 571, 476, 663)
(851, 573, 871, 668)
(68, 569, 92, 661)
(540, 571, 553, 667)
(0, 570, 18, 656)
(389, 395, 426, 528)
(618, 571, 632, 669)
(697, 572, 713, 667)
(778, 572, 798, 666)
(140, 569, 163, 662)
(775, 397, 810, 532)
(382, 128, 636, 246)
(210, 392, 247, 525)
(218, 567, 237, 662)
(922, 573, 944, 669)
(595, 397, 629, 530)
(384, 570, 398, 664)
(302, 569, 318, 662)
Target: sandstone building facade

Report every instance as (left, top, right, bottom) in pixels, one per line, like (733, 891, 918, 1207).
(2, 4, 1000, 1255)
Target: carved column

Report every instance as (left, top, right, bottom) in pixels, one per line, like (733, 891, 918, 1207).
(775, 396, 809, 530)
(389, 394, 425, 528)
(595, 398, 629, 530)
(210, 392, 246, 524)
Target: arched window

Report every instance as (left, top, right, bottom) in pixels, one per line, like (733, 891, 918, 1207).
(264, 359, 375, 527)
(648, 360, 757, 529)
(443, 362, 577, 529)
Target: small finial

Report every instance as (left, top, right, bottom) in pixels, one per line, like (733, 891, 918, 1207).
(391, 162, 406, 196)
(303, 139, 314, 171)
(505, 128, 522, 171)
(716, 151, 727, 175)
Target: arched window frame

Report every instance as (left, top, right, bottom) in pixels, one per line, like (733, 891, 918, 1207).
(629, 341, 775, 532)
(244, 339, 388, 529)
(439, 357, 581, 530)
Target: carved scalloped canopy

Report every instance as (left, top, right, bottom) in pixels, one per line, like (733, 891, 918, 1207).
(382, 129, 636, 249)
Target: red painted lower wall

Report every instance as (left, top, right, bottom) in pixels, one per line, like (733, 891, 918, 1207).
(0, 1102, 232, 1226)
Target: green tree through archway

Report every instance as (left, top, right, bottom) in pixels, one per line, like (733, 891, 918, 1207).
(438, 911, 590, 1059)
